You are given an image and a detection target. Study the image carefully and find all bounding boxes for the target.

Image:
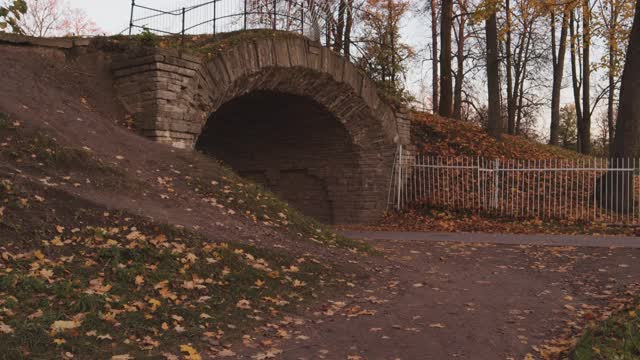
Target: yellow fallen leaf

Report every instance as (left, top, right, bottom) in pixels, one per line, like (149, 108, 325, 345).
(40, 268, 54, 280)
(50, 320, 81, 334)
(179, 344, 201, 360)
(111, 355, 134, 360)
(53, 338, 66, 345)
(28, 309, 44, 320)
(34, 250, 45, 260)
(148, 298, 161, 312)
(218, 349, 236, 357)
(55, 225, 64, 234)
(135, 275, 145, 286)
(236, 299, 251, 310)
(0, 322, 14, 334)
(429, 323, 446, 328)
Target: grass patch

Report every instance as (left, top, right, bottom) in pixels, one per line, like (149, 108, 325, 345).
(569, 302, 640, 360)
(0, 125, 142, 191)
(0, 176, 338, 359)
(182, 155, 373, 252)
(0, 112, 9, 129)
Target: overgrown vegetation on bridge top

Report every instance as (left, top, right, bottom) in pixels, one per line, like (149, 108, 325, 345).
(101, 29, 304, 58)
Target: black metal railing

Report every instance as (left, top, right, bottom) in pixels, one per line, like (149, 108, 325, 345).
(127, 0, 378, 65)
(129, 0, 334, 44)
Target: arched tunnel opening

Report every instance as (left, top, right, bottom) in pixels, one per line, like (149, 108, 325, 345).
(195, 91, 363, 224)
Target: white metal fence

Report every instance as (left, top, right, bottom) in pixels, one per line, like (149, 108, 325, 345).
(388, 146, 640, 224)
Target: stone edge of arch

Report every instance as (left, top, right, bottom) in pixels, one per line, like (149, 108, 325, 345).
(109, 35, 412, 149)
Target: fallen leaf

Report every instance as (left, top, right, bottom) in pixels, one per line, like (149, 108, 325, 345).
(111, 355, 134, 360)
(236, 299, 251, 310)
(179, 344, 201, 360)
(218, 349, 236, 357)
(51, 320, 81, 334)
(0, 322, 14, 334)
(28, 309, 44, 320)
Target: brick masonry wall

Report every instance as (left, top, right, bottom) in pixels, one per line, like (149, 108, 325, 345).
(110, 34, 412, 224)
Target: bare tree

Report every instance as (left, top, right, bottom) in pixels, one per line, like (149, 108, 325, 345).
(453, 0, 467, 119)
(486, 9, 503, 136)
(439, 0, 453, 116)
(18, 0, 99, 37)
(569, 8, 585, 150)
(549, 7, 568, 145)
(581, 0, 592, 154)
(431, 0, 439, 113)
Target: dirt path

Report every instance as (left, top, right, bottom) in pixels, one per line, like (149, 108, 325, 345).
(342, 231, 640, 248)
(241, 234, 640, 360)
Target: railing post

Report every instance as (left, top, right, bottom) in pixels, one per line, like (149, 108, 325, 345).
(244, 0, 247, 30)
(273, 0, 277, 29)
(129, 0, 136, 35)
(213, 0, 216, 35)
(493, 159, 500, 210)
(181, 7, 186, 47)
(397, 144, 403, 210)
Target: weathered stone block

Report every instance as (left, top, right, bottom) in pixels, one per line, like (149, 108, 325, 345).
(287, 38, 307, 67)
(273, 40, 290, 67)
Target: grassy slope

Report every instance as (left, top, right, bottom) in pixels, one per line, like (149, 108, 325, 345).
(0, 82, 364, 357)
(569, 302, 640, 359)
(0, 176, 332, 359)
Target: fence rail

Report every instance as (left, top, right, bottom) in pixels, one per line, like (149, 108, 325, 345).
(388, 146, 640, 225)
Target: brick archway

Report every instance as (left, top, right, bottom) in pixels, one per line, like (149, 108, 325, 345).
(112, 34, 411, 223)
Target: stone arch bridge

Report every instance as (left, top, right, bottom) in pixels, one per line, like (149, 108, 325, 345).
(112, 35, 412, 224)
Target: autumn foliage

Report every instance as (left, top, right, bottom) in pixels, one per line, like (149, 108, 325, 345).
(412, 112, 585, 160)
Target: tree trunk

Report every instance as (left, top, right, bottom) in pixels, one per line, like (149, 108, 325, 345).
(607, 50, 616, 154)
(431, 0, 439, 113)
(505, 0, 515, 134)
(439, 0, 453, 117)
(486, 12, 503, 137)
(343, 0, 353, 57)
(388, 0, 396, 88)
(334, 0, 345, 53)
(581, 0, 592, 154)
(606, 0, 618, 155)
(453, 0, 465, 120)
(613, 0, 640, 157)
(570, 10, 584, 150)
(599, 0, 639, 213)
(550, 11, 568, 146)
